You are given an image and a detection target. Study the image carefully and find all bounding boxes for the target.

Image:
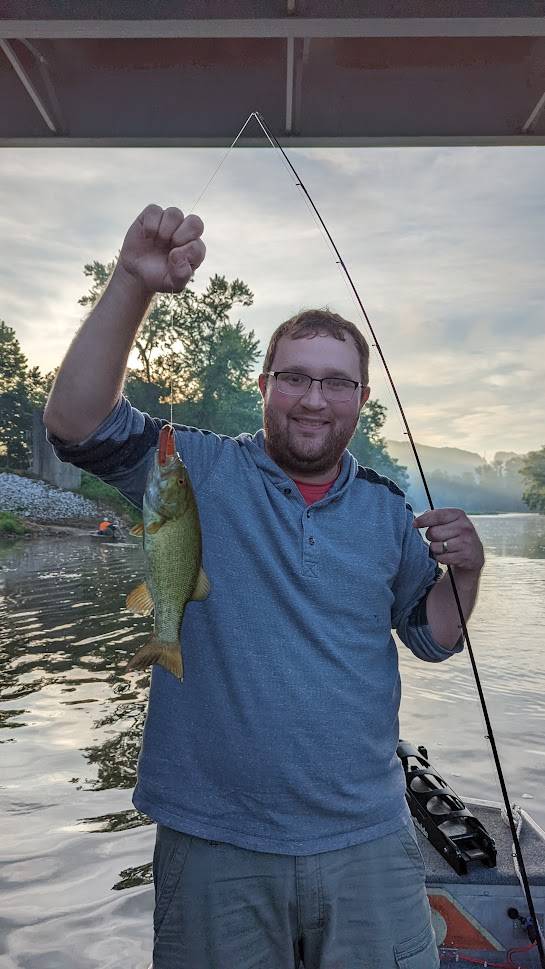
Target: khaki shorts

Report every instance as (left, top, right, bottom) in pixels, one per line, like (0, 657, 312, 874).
(152, 818, 439, 969)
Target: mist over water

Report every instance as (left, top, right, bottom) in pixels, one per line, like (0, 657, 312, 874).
(1, 514, 544, 967)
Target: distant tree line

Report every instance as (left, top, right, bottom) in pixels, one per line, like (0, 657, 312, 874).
(406, 455, 530, 515)
(520, 449, 545, 515)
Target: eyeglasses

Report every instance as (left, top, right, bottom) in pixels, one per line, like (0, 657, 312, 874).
(265, 371, 365, 403)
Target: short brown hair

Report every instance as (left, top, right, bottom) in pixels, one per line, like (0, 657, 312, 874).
(262, 308, 370, 386)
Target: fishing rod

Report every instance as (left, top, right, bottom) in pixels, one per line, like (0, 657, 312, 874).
(247, 110, 544, 968)
(162, 109, 543, 965)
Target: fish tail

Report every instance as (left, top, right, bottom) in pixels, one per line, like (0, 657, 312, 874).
(127, 634, 184, 681)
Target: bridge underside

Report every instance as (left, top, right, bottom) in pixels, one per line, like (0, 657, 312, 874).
(1, 1, 545, 147)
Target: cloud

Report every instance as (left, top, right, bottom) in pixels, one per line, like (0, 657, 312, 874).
(0, 145, 544, 455)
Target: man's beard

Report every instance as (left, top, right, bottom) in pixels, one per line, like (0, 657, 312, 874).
(263, 408, 357, 478)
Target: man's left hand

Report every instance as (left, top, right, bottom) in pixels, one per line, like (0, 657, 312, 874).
(413, 508, 485, 573)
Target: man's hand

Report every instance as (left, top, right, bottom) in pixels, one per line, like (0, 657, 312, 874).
(118, 204, 206, 296)
(413, 508, 484, 647)
(413, 507, 485, 574)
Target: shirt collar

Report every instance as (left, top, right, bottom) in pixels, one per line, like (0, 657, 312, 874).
(240, 428, 357, 500)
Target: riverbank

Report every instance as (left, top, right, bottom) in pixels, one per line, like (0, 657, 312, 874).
(0, 472, 132, 539)
(2, 518, 107, 539)
(0, 512, 115, 540)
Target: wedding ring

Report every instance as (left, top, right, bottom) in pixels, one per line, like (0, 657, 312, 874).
(442, 540, 448, 553)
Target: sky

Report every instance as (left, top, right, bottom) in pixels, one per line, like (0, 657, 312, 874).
(1, 141, 544, 460)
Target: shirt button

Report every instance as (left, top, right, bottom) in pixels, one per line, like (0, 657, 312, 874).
(309, 537, 315, 545)
(283, 488, 291, 495)
(306, 510, 311, 517)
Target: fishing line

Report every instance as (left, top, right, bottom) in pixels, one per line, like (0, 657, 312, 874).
(162, 113, 255, 425)
(246, 110, 544, 965)
(269, 158, 415, 452)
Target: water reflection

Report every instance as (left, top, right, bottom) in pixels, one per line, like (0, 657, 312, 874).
(1, 514, 545, 967)
(471, 512, 545, 558)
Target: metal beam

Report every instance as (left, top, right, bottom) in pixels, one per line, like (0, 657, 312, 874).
(0, 39, 57, 132)
(2, 135, 545, 148)
(523, 89, 545, 132)
(1, 18, 545, 39)
(286, 36, 295, 134)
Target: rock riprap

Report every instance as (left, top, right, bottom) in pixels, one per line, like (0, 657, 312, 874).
(0, 473, 102, 521)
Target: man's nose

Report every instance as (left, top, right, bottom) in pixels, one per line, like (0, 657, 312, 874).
(299, 380, 328, 405)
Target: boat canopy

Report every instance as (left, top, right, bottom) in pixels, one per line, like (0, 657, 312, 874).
(1, 0, 545, 147)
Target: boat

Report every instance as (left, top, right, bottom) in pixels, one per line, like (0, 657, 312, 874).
(89, 522, 121, 542)
(398, 741, 545, 968)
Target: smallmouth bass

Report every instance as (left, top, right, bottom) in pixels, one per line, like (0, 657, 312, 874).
(126, 424, 210, 680)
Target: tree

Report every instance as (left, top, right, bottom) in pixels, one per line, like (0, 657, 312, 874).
(520, 447, 545, 514)
(78, 261, 406, 476)
(0, 321, 49, 468)
(79, 262, 256, 391)
(80, 263, 261, 430)
(349, 399, 409, 492)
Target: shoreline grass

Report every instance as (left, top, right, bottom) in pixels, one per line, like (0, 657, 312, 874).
(75, 472, 141, 526)
(0, 511, 29, 537)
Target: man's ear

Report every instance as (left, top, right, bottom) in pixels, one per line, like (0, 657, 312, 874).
(359, 385, 371, 411)
(258, 373, 267, 400)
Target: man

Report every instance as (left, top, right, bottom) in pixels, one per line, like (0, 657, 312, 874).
(44, 204, 484, 969)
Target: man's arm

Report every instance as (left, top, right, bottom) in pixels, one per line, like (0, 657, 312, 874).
(44, 264, 154, 443)
(413, 507, 485, 650)
(43, 205, 205, 444)
(425, 566, 481, 648)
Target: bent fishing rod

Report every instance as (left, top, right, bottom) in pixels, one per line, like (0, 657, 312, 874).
(173, 109, 543, 965)
(244, 111, 543, 967)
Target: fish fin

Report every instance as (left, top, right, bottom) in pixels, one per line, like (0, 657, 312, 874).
(126, 580, 155, 616)
(191, 567, 210, 601)
(127, 635, 183, 681)
(130, 522, 145, 537)
(146, 520, 164, 535)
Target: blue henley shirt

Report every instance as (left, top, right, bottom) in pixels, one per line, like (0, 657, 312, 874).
(48, 396, 464, 855)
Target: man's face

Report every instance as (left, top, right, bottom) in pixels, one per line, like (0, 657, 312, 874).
(258, 332, 370, 483)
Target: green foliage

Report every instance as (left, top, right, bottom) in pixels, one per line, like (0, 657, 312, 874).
(0, 321, 50, 468)
(124, 373, 170, 419)
(78, 259, 117, 308)
(349, 400, 409, 492)
(81, 263, 261, 432)
(520, 447, 545, 514)
(0, 511, 28, 536)
(76, 471, 141, 524)
(0, 258, 406, 495)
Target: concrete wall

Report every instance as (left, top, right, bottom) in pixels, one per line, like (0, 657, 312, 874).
(32, 409, 81, 490)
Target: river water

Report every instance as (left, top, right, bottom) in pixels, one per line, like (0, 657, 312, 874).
(1, 514, 544, 968)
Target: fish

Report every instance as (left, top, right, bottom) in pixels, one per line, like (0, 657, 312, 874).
(125, 424, 210, 680)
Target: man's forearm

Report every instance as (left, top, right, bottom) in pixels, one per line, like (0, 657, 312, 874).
(43, 263, 155, 444)
(425, 567, 482, 648)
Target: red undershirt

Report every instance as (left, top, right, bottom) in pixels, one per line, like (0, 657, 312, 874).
(293, 466, 341, 505)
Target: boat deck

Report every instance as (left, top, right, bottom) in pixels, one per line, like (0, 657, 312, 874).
(418, 798, 545, 886)
(419, 799, 545, 967)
